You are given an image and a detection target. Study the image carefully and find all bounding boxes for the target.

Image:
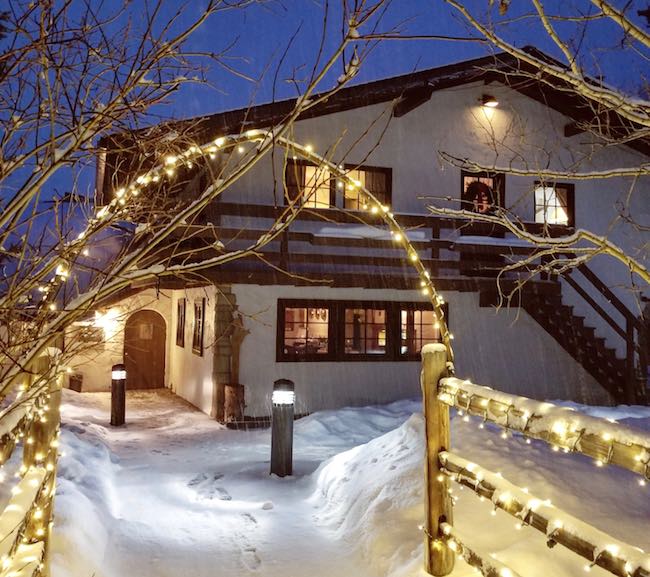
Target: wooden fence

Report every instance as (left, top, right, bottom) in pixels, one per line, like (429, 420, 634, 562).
(422, 344, 650, 577)
(0, 351, 62, 577)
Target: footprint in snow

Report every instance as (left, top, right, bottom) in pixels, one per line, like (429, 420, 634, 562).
(241, 546, 261, 571)
(188, 472, 231, 500)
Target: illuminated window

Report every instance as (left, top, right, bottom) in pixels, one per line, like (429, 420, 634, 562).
(344, 308, 386, 355)
(277, 300, 447, 362)
(400, 309, 441, 356)
(286, 160, 391, 210)
(342, 166, 391, 210)
(534, 183, 574, 227)
(461, 170, 505, 214)
(286, 160, 333, 208)
(283, 306, 330, 357)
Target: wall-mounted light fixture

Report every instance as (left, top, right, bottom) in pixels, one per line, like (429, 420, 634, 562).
(481, 94, 499, 108)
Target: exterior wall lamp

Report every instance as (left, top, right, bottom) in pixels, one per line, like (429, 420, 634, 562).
(481, 94, 499, 108)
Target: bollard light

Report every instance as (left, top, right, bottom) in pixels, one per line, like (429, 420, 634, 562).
(111, 365, 126, 380)
(111, 363, 126, 427)
(270, 379, 295, 477)
(272, 387, 295, 406)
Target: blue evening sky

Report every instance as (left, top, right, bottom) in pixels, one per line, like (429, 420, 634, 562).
(150, 0, 649, 122)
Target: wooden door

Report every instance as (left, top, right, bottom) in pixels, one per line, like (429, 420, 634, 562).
(124, 310, 166, 389)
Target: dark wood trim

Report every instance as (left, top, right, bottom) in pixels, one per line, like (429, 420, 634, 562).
(393, 85, 435, 118)
(562, 274, 626, 340)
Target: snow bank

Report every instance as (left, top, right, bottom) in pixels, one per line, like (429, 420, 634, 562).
(310, 414, 425, 576)
(50, 422, 118, 577)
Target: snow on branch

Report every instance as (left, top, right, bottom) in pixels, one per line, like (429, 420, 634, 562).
(440, 452, 650, 577)
(438, 152, 650, 180)
(425, 206, 649, 285)
(439, 377, 650, 480)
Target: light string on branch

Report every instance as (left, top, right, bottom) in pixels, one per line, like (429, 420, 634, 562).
(29, 129, 455, 370)
(439, 377, 650, 483)
(439, 451, 650, 577)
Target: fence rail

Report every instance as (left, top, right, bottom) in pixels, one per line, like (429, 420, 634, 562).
(0, 352, 61, 577)
(422, 345, 650, 577)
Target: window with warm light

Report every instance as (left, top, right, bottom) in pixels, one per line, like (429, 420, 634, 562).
(400, 308, 441, 356)
(534, 182, 574, 227)
(282, 305, 330, 357)
(461, 170, 505, 214)
(341, 166, 391, 210)
(277, 300, 446, 362)
(344, 308, 386, 355)
(285, 160, 391, 210)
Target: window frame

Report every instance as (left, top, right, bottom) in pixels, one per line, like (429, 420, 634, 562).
(533, 181, 575, 228)
(340, 163, 393, 211)
(276, 299, 335, 361)
(277, 299, 446, 362)
(176, 298, 186, 348)
(460, 170, 505, 214)
(192, 298, 205, 356)
(285, 159, 392, 211)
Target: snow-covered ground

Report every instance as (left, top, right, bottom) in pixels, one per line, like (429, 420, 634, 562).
(51, 390, 650, 577)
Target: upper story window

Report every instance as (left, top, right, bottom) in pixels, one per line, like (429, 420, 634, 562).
(286, 159, 391, 210)
(534, 182, 575, 227)
(342, 166, 392, 210)
(461, 170, 505, 214)
(277, 299, 446, 362)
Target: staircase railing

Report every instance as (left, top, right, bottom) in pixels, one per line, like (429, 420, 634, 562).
(562, 262, 647, 404)
(422, 345, 650, 577)
(0, 351, 62, 577)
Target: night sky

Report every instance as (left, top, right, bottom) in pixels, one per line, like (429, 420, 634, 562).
(150, 0, 649, 122)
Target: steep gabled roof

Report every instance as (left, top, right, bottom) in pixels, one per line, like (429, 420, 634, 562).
(98, 47, 649, 201)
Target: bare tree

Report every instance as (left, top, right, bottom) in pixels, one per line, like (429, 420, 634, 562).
(0, 1, 411, 397)
(426, 2, 649, 292)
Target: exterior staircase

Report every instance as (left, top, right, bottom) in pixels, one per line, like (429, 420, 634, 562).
(521, 292, 626, 399)
(480, 272, 644, 404)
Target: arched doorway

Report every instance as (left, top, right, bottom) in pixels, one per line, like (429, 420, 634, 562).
(124, 310, 166, 389)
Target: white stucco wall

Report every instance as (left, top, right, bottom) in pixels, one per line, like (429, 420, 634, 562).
(233, 284, 607, 418)
(168, 286, 216, 415)
(219, 81, 648, 359)
(65, 288, 173, 392)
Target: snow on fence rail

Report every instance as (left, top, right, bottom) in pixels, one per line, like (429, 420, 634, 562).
(437, 377, 650, 481)
(0, 354, 62, 577)
(421, 343, 649, 577)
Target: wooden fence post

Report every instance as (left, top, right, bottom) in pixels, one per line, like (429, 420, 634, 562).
(23, 352, 62, 577)
(421, 344, 454, 576)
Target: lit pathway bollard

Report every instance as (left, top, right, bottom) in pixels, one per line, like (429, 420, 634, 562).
(270, 379, 295, 477)
(111, 363, 126, 426)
